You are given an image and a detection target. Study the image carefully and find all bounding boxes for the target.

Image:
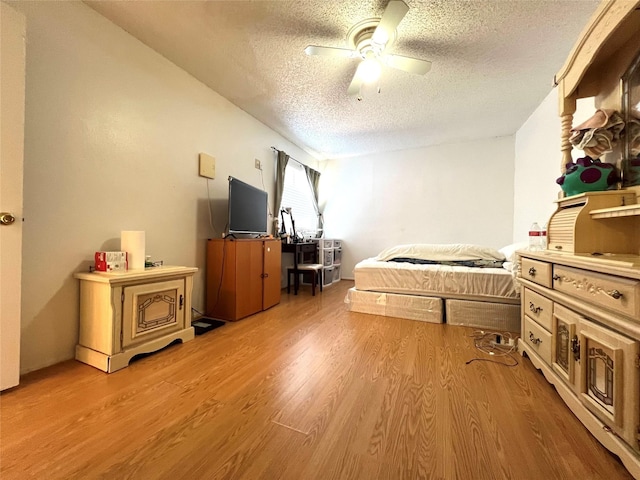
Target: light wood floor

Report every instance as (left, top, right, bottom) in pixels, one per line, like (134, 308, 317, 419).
(0, 281, 633, 480)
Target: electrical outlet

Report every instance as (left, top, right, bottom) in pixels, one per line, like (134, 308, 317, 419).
(199, 153, 215, 179)
(490, 335, 515, 347)
(255, 159, 261, 170)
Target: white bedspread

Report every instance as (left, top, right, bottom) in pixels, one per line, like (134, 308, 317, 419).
(354, 258, 520, 302)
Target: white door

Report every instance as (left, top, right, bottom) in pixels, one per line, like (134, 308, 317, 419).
(0, 2, 26, 391)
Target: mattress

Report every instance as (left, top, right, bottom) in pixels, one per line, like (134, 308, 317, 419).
(354, 258, 519, 303)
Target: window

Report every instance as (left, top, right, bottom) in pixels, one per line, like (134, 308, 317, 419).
(279, 161, 318, 238)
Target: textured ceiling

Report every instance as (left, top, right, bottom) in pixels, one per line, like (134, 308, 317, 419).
(85, 0, 601, 160)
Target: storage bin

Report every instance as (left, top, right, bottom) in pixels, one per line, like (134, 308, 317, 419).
(322, 249, 334, 266)
(321, 239, 333, 249)
(333, 249, 342, 265)
(323, 266, 334, 286)
(332, 265, 341, 283)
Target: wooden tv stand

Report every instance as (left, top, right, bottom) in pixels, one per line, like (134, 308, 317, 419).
(206, 238, 281, 321)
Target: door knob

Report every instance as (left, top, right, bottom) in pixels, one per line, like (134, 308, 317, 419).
(0, 212, 16, 225)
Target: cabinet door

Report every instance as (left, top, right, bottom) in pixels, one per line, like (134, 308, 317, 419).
(207, 239, 236, 319)
(235, 240, 263, 319)
(122, 279, 185, 349)
(578, 318, 639, 450)
(262, 240, 281, 310)
(551, 303, 581, 388)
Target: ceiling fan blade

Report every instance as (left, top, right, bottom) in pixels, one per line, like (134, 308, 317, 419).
(347, 68, 364, 97)
(304, 45, 359, 58)
(382, 54, 432, 75)
(372, 0, 409, 46)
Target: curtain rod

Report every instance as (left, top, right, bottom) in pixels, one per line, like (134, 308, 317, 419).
(270, 146, 306, 168)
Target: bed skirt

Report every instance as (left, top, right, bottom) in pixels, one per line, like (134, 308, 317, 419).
(344, 288, 443, 324)
(345, 288, 521, 332)
(445, 298, 520, 332)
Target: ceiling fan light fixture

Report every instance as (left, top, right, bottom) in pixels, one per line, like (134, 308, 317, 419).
(371, 29, 389, 46)
(359, 57, 382, 83)
(305, 1, 429, 96)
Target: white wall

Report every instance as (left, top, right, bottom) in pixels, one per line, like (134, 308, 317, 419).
(14, 1, 316, 373)
(513, 89, 593, 242)
(512, 89, 561, 241)
(320, 137, 516, 278)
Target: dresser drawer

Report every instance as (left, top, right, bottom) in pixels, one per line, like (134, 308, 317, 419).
(553, 265, 640, 319)
(523, 315, 552, 365)
(523, 288, 553, 331)
(521, 257, 553, 288)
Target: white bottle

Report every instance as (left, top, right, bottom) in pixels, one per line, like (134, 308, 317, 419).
(529, 222, 542, 251)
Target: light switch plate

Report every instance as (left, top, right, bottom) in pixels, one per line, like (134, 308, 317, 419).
(199, 153, 215, 179)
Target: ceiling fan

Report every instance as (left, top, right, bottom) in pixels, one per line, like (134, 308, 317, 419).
(304, 0, 431, 99)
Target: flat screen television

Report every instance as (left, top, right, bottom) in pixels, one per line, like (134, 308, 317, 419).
(227, 176, 268, 235)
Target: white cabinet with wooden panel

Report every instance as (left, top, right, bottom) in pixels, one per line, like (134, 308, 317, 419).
(74, 266, 197, 373)
(518, 251, 640, 477)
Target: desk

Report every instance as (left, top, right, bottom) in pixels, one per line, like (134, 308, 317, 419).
(282, 242, 317, 294)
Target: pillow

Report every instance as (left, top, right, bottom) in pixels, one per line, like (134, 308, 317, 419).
(498, 241, 530, 263)
(375, 244, 505, 262)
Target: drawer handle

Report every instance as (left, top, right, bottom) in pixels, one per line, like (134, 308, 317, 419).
(529, 302, 542, 314)
(528, 331, 542, 346)
(554, 245, 562, 250)
(528, 267, 536, 276)
(553, 274, 561, 281)
(571, 336, 580, 361)
(607, 289, 623, 300)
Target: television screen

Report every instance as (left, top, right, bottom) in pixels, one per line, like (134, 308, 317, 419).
(228, 176, 268, 235)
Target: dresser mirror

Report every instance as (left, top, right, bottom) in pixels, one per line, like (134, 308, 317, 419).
(622, 51, 640, 187)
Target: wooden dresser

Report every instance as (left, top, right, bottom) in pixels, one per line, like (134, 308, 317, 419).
(520, 1, 640, 476)
(519, 251, 640, 477)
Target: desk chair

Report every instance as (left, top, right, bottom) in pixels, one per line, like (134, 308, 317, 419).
(287, 264, 323, 296)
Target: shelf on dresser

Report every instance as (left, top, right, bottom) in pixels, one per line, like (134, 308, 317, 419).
(590, 203, 640, 219)
(520, 250, 640, 277)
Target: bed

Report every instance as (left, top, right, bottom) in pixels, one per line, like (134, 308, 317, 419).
(345, 243, 525, 332)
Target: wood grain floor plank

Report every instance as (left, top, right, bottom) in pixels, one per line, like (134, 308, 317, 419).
(1, 281, 633, 479)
